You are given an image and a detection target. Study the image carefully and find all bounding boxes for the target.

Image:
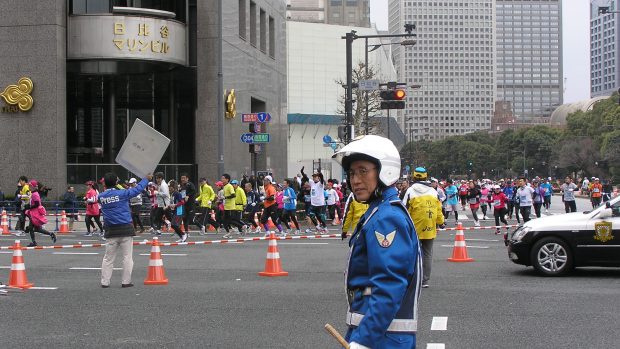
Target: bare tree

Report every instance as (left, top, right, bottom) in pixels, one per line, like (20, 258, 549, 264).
(335, 62, 382, 136)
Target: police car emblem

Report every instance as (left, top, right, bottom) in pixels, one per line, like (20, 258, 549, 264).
(375, 231, 396, 248)
(594, 221, 614, 243)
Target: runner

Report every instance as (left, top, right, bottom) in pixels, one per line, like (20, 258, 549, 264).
(467, 181, 481, 227)
(84, 181, 104, 237)
(491, 185, 509, 235)
(282, 179, 301, 234)
(443, 179, 460, 224)
(25, 180, 56, 247)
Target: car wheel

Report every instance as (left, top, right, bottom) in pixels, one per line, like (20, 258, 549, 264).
(530, 237, 573, 276)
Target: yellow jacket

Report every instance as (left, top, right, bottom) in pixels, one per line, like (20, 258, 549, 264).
(342, 195, 369, 233)
(196, 184, 216, 208)
(402, 183, 444, 240)
(234, 186, 247, 211)
(19, 184, 31, 204)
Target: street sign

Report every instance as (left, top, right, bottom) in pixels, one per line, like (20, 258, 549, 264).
(330, 142, 338, 150)
(257, 112, 272, 123)
(240, 133, 271, 144)
(359, 79, 380, 91)
(323, 135, 332, 144)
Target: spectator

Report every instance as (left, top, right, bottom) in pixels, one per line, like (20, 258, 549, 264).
(62, 186, 78, 231)
(561, 176, 578, 213)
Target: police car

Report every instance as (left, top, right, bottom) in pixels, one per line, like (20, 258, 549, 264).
(506, 196, 620, 276)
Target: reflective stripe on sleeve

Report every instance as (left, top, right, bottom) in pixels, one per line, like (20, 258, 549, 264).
(346, 311, 417, 332)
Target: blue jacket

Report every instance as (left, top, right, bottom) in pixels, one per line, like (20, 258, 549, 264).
(503, 186, 515, 201)
(345, 186, 421, 348)
(283, 187, 297, 211)
(98, 178, 148, 226)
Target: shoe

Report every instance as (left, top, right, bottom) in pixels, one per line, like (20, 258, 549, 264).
(254, 227, 262, 234)
(422, 284, 429, 288)
(181, 233, 188, 242)
(155, 230, 162, 236)
(14, 230, 26, 237)
(199, 226, 206, 236)
(222, 233, 232, 239)
(474, 221, 480, 227)
(92, 228, 99, 234)
(148, 227, 156, 234)
(495, 229, 501, 235)
(83, 232, 93, 237)
(279, 231, 288, 238)
(50, 233, 57, 244)
(305, 228, 313, 234)
(121, 283, 134, 288)
(101, 284, 110, 288)
(27, 242, 37, 247)
(545, 209, 549, 214)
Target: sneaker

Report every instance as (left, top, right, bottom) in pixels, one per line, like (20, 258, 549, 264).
(305, 228, 313, 234)
(222, 233, 232, 239)
(254, 227, 262, 234)
(294, 229, 301, 235)
(50, 233, 57, 244)
(101, 284, 110, 289)
(199, 226, 206, 236)
(495, 229, 501, 235)
(155, 230, 162, 236)
(181, 233, 188, 242)
(121, 283, 134, 288)
(27, 242, 37, 247)
(474, 221, 480, 227)
(279, 231, 288, 238)
(83, 232, 93, 237)
(14, 230, 26, 237)
(545, 209, 549, 214)
(148, 227, 156, 234)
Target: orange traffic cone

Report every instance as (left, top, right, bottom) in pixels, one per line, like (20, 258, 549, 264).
(8, 240, 33, 289)
(1, 210, 10, 235)
(258, 232, 288, 277)
(332, 211, 341, 225)
(144, 237, 169, 285)
(58, 210, 70, 233)
(447, 223, 474, 262)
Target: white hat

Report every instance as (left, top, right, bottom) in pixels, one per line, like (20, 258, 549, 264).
(129, 178, 137, 184)
(264, 175, 274, 183)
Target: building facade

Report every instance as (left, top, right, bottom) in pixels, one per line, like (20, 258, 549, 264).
(388, 0, 496, 141)
(287, 0, 370, 27)
(0, 0, 287, 195)
(590, 0, 619, 97)
(496, 0, 563, 122)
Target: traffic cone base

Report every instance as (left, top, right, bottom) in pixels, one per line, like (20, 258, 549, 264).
(258, 232, 288, 277)
(8, 241, 33, 289)
(1, 210, 10, 235)
(144, 238, 169, 285)
(447, 223, 474, 262)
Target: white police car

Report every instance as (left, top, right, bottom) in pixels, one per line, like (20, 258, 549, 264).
(506, 196, 620, 276)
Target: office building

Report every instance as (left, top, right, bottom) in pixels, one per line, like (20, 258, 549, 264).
(590, 0, 618, 97)
(287, 0, 370, 27)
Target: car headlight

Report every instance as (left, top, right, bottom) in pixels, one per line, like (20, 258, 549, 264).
(511, 226, 532, 242)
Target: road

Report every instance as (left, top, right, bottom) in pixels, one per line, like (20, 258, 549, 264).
(0, 196, 619, 348)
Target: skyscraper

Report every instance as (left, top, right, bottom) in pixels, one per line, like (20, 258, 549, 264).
(287, 0, 370, 27)
(389, 0, 495, 141)
(496, 0, 563, 122)
(590, 0, 618, 97)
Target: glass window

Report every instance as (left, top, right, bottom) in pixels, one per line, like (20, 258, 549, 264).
(239, 0, 246, 39)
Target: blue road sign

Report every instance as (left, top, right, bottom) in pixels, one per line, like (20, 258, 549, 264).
(330, 142, 338, 150)
(257, 112, 272, 123)
(323, 135, 332, 144)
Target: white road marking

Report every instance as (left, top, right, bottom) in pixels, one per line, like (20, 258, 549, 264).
(139, 253, 187, 256)
(0, 266, 10, 269)
(30, 287, 58, 290)
(441, 245, 489, 249)
(69, 267, 122, 270)
(0, 251, 14, 254)
(466, 238, 500, 242)
(278, 242, 329, 245)
(427, 344, 445, 349)
(431, 316, 448, 331)
(53, 252, 99, 255)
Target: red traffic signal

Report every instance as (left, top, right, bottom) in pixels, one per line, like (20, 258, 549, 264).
(380, 89, 406, 109)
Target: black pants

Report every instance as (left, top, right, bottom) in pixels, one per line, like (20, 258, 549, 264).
(513, 203, 521, 223)
(260, 205, 281, 230)
(543, 196, 551, 209)
(480, 204, 488, 218)
(27, 223, 52, 243)
(131, 205, 144, 230)
(195, 207, 218, 230)
(564, 200, 577, 213)
(153, 207, 171, 230)
(533, 203, 543, 218)
(223, 210, 244, 233)
(282, 209, 300, 230)
(243, 210, 259, 228)
(519, 206, 531, 223)
(308, 205, 327, 227)
(591, 197, 602, 208)
(17, 209, 27, 231)
(86, 214, 103, 233)
(182, 203, 195, 232)
(328, 204, 342, 221)
(494, 208, 508, 226)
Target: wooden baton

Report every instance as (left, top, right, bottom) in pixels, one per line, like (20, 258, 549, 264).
(324, 323, 349, 349)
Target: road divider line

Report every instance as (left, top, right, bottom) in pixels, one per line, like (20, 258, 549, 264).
(53, 252, 99, 255)
(466, 238, 500, 242)
(431, 316, 448, 331)
(427, 344, 445, 349)
(69, 267, 122, 270)
(30, 287, 58, 290)
(139, 253, 187, 256)
(278, 242, 329, 245)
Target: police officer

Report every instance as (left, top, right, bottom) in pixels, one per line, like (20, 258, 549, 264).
(332, 135, 421, 349)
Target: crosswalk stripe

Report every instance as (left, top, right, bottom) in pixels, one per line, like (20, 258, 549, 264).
(427, 344, 446, 349)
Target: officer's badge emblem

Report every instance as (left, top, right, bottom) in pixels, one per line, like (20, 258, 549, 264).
(375, 231, 396, 248)
(594, 221, 614, 243)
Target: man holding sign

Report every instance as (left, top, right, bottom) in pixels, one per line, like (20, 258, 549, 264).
(99, 173, 152, 288)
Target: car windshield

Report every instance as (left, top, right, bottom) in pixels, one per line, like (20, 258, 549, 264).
(589, 196, 620, 217)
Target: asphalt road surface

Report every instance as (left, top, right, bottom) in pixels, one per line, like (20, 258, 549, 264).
(1, 196, 619, 348)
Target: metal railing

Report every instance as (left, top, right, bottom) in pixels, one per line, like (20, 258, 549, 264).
(67, 163, 197, 185)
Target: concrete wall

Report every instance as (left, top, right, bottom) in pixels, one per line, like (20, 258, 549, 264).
(197, 0, 287, 182)
(0, 0, 66, 197)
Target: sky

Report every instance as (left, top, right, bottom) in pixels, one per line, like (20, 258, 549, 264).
(369, 0, 591, 104)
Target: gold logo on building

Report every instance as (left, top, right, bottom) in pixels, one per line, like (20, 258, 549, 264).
(0, 77, 34, 112)
(225, 89, 236, 119)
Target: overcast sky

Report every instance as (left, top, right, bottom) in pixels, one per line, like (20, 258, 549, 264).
(369, 0, 590, 104)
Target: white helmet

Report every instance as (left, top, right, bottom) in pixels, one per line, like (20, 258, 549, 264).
(332, 135, 401, 186)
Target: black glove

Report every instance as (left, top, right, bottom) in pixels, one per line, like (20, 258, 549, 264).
(341, 231, 348, 240)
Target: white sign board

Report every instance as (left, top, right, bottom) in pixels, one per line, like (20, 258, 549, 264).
(358, 79, 380, 91)
(115, 119, 170, 178)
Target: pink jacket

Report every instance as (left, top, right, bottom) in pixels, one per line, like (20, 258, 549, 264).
(26, 192, 48, 227)
(85, 188, 100, 216)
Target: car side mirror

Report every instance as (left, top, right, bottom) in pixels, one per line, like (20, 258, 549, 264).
(598, 208, 613, 219)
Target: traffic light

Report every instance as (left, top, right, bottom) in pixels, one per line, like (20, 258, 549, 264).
(380, 89, 406, 109)
(338, 125, 354, 142)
